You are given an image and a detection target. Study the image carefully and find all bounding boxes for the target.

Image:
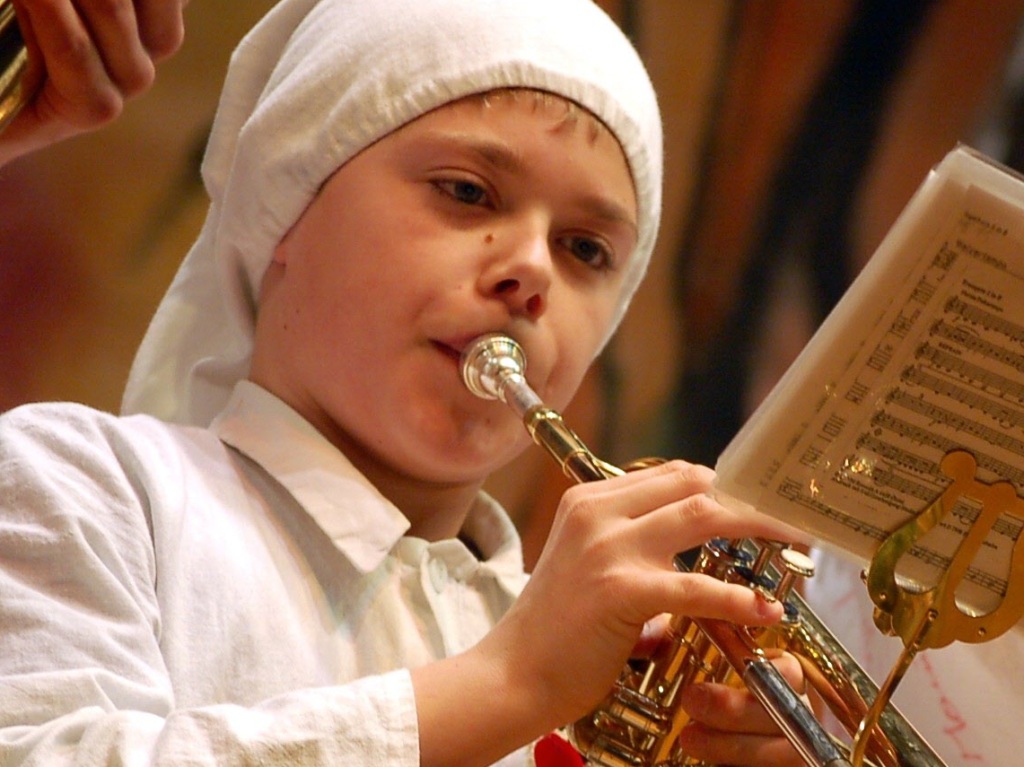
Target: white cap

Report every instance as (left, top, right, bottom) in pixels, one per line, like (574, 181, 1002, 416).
(122, 0, 662, 425)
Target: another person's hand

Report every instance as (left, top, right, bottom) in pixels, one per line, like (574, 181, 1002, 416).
(0, 0, 186, 165)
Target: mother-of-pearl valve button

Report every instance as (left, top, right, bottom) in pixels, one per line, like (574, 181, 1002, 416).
(775, 547, 815, 603)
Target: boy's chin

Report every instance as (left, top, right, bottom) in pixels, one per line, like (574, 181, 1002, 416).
(415, 452, 519, 486)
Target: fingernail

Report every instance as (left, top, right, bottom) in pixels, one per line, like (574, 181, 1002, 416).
(755, 590, 781, 620)
(755, 584, 777, 604)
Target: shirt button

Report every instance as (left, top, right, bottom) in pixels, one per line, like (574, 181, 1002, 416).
(428, 558, 449, 593)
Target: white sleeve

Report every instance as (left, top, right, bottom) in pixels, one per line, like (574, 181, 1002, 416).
(0, 406, 420, 767)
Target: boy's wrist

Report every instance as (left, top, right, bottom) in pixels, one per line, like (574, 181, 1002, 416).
(412, 642, 556, 767)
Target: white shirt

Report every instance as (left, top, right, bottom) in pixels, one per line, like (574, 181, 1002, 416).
(0, 381, 532, 766)
(804, 549, 1024, 766)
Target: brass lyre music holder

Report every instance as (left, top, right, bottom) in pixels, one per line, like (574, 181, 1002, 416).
(857, 449, 1024, 764)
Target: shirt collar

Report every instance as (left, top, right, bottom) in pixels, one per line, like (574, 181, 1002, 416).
(461, 490, 526, 583)
(210, 380, 409, 573)
(209, 381, 524, 581)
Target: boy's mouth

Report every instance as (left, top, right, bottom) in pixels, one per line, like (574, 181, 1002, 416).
(432, 339, 468, 366)
(434, 333, 501, 362)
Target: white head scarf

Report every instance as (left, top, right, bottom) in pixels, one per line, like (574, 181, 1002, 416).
(121, 0, 662, 426)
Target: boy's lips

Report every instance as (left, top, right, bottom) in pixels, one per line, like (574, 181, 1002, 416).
(432, 335, 489, 364)
(434, 333, 503, 362)
(432, 341, 463, 364)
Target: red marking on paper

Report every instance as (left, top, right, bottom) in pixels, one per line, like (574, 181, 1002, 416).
(920, 654, 983, 762)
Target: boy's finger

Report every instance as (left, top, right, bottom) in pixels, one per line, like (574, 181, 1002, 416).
(629, 497, 799, 567)
(676, 651, 811, 732)
(676, 722, 807, 767)
(679, 682, 787, 735)
(555, 459, 715, 523)
(631, 571, 782, 629)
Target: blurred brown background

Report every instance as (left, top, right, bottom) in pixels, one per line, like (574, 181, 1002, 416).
(3, 0, 1024, 570)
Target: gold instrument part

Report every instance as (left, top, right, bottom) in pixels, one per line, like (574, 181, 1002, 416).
(0, 0, 26, 134)
(460, 333, 950, 767)
(855, 450, 1024, 767)
(867, 450, 1024, 650)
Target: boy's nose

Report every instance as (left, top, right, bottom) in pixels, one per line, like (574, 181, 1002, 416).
(481, 229, 552, 319)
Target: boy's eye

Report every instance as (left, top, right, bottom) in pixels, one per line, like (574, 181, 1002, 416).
(563, 235, 614, 272)
(435, 179, 489, 206)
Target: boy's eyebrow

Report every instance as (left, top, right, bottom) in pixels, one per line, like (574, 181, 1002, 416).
(424, 132, 638, 235)
(578, 193, 638, 238)
(428, 131, 527, 174)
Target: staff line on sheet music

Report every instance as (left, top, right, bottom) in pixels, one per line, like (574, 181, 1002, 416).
(853, 431, 1023, 539)
(931, 319, 1024, 374)
(915, 342, 1024, 404)
(901, 365, 1024, 429)
(946, 294, 1024, 344)
(886, 387, 1024, 455)
(776, 476, 1010, 595)
(868, 411, 1024, 497)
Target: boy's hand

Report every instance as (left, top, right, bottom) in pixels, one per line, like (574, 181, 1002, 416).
(482, 460, 800, 731)
(415, 460, 811, 766)
(625, 616, 812, 766)
(676, 652, 812, 767)
(0, 0, 186, 165)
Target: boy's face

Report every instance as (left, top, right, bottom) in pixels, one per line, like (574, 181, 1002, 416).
(252, 91, 638, 489)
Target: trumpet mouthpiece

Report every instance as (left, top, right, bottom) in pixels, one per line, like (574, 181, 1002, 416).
(459, 334, 526, 401)
(459, 334, 543, 419)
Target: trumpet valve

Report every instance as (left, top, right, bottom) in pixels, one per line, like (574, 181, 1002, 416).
(690, 538, 752, 579)
(774, 547, 816, 605)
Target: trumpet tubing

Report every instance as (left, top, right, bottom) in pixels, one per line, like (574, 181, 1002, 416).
(460, 333, 947, 767)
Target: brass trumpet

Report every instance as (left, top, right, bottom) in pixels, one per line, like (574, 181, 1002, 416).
(460, 333, 948, 767)
(0, 0, 26, 133)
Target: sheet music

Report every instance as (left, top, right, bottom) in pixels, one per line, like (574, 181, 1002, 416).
(715, 146, 1024, 618)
